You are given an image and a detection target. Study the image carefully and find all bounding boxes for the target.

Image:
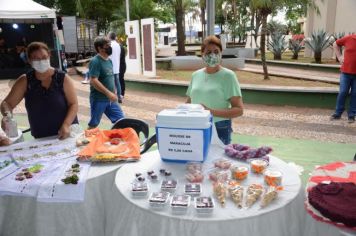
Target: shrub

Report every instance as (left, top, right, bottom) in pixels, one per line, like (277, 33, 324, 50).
(289, 38, 303, 60)
(305, 30, 332, 63)
(267, 32, 287, 60)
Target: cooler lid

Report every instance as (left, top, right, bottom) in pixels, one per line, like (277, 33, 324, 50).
(156, 108, 212, 129)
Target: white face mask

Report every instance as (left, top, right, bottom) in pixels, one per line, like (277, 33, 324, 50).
(31, 59, 50, 73)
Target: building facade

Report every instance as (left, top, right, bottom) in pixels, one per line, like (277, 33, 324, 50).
(305, 0, 356, 58)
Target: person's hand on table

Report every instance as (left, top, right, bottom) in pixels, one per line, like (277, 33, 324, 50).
(1, 117, 6, 131)
(0, 134, 10, 146)
(200, 104, 212, 112)
(58, 124, 71, 140)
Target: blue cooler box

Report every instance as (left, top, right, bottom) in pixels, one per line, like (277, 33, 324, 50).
(156, 104, 212, 163)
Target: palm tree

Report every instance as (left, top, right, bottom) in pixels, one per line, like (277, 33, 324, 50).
(250, 0, 272, 80)
(156, 0, 195, 56)
(250, 0, 318, 80)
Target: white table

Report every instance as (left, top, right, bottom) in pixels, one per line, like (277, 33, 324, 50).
(303, 213, 356, 236)
(108, 145, 305, 236)
(0, 136, 126, 236)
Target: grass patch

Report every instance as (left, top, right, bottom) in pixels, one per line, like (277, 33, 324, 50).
(157, 70, 337, 87)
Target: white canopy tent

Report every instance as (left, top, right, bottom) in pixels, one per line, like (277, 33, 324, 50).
(0, 0, 60, 78)
(0, 0, 56, 19)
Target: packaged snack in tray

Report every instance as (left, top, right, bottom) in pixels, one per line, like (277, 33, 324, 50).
(246, 184, 264, 207)
(184, 183, 202, 196)
(185, 170, 204, 183)
(260, 186, 279, 208)
(208, 168, 228, 182)
(250, 159, 268, 174)
(231, 165, 249, 180)
(213, 181, 227, 207)
(131, 182, 149, 197)
(264, 170, 282, 186)
(229, 185, 244, 208)
(214, 158, 232, 170)
(161, 179, 178, 192)
(149, 192, 170, 208)
(195, 196, 215, 214)
(170, 195, 191, 214)
(186, 162, 203, 173)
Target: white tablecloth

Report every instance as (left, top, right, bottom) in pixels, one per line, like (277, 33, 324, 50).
(108, 145, 304, 236)
(0, 160, 124, 236)
(303, 213, 356, 236)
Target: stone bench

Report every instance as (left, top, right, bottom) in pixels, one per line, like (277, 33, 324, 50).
(222, 48, 256, 59)
(171, 56, 245, 70)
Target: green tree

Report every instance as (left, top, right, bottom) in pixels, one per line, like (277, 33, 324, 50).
(35, 0, 123, 33)
(285, 4, 307, 34)
(34, 0, 77, 15)
(109, 0, 172, 38)
(155, 0, 195, 56)
(250, 0, 317, 80)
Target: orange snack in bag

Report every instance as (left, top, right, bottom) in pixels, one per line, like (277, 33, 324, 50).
(251, 160, 268, 174)
(78, 128, 140, 162)
(264, 170, 282, 186)
(231, 166, 249, 180)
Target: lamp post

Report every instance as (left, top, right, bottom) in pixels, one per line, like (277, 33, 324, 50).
(126, 0, 130, 21)
(206, 0, 215, 36)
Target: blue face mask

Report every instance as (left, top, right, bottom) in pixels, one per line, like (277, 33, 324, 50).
(202, 53, 222, 67)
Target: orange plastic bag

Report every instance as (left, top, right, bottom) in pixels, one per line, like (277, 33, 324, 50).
(78, 128, 141, 162)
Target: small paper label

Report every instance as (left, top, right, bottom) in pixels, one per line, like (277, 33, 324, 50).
(158, 128, 204, 161)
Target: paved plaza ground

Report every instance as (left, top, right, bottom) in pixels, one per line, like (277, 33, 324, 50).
(0, 71, 355, 183)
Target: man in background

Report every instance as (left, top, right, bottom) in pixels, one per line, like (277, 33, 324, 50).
(331, 34, 356, 123)
(88, 36, 124, 129)
(108, 32, 122, 103)
(118, 36, 127, 101)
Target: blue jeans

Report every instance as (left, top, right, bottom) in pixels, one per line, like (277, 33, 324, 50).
(114, 73, 122, 98)
(215, 119, 232, 145)
(335, 73, 356, 117)
(88, 100, 125, 127)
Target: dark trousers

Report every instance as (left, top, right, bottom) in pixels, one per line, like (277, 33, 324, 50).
(119, 73, 126, 96)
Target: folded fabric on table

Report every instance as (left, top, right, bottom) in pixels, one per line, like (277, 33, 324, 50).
(308, 182, 356, 228)
(78, 128, 140, 162)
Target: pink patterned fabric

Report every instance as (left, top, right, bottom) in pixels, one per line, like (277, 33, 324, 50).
(224, 144, 272, 163)
(306, 162, 356, 231)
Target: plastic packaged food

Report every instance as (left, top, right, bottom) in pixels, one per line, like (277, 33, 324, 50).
(149, 192, 170, 208)
(195, 197, 215, 214)
(184, 183, 202, 196)
(161, 179, 178, 192)
(208, 168, 228, 182)
(131, 182, 149, 197)
(246, 184, 263, 207)
(186, 162, 203, 173)
(214, 158, 232, 170)
(231, 165, 249, 180)
(260, 187, 279, 208)
(264, 170, 282, 186)
(229, 185, 244, 208)
(185, 170, 204, 183)
(213, 182, 227, 206)
(250, 159, 268, 174)
(170, 195, 191, 214)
